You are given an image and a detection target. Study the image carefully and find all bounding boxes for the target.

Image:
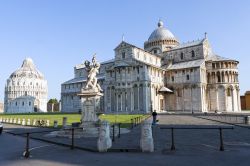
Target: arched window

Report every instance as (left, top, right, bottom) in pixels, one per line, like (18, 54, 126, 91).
(227, 88, 231, 96)
(122, 52, 125, 59)
(186, 74, 190, 80)
(180, 52, 184, 60)
(191, 50, 195, 57)
(217, 72, 221, 82)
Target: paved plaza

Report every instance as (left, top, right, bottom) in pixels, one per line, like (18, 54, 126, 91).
(1, 115, 250, 166)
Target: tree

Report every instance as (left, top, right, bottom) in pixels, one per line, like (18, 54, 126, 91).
(48, 98, 58, 104)
(47, 98, 59, 112)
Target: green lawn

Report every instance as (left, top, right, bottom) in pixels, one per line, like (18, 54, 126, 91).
(0, 113, 149, 128)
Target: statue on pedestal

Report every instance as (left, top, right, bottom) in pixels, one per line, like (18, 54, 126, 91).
(84, 54, 103, 92)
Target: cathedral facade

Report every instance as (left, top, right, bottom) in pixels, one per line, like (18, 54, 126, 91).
(61, 21, 241, 113)
(4, 58, 48, 113)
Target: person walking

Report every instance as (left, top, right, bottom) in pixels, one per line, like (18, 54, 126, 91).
(152, 110, 158, 125)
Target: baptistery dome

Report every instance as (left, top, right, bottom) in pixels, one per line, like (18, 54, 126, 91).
(4, 58, 48, 113)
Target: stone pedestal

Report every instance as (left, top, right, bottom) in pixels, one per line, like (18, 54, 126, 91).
(78, 90, 103, 137)
(33, 119, 37, 126)
(62, 117, 67, 128)
(22, 119, 26, 126)
(17, 118, 21, 124)
(27, 119, 31, 125)
(97, 121, 112, 152)
(140, 119, 154, 152)
(244, 116, 250, 124)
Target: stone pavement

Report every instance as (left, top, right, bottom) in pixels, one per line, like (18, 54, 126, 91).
(1, 115, 250, 166)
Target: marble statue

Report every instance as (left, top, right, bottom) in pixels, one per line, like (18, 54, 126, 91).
(97, 121, 112, 152)
(84, 54, 102, 92)
(140, 119, 154, 152)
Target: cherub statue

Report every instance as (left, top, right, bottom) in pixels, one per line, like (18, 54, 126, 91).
(84, 54, 103, 92)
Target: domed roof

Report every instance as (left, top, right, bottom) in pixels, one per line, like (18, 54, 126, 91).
(10, 58, 44, 80)
(148, 20, 176, 42)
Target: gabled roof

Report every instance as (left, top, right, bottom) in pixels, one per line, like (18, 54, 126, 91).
(114, 61, 131, 68)
(114, 41, 162, 57)
(102, 59, 115, 64)
(134, 59, 165, 71)
(75, 59, 115, 70)
(167, 59, 204, 70)
(206, 54, 238, 62)
(169, 39, 205, 51)
(62, 74, 105, 85)
(159, 86, 173, 92)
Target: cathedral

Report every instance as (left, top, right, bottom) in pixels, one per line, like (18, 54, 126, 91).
(4, 58, 48, 113)
(61, 20, 241, 113)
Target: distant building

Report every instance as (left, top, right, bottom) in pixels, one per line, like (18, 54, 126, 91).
(0, 102, 3, 113)
(4, 58, 48, 113)
(61, 20, 241, 113)
(241, 91, 250, 110)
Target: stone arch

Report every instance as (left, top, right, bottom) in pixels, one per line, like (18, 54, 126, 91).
(218, 85, 226, 111)
(225, 71, 229, 83)
(228, 71, 232, 82)
(133, 84, 139, 110)
(216, 71, 221, 83)
(226, 85, 234, 111)
(221, 71, 225, 82)
(207, 72, 211, 83)
(211, 72, 215, 83)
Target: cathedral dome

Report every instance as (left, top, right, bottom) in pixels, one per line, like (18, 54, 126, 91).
(148, 20, 176, 42)
(144, 20, 179, 53)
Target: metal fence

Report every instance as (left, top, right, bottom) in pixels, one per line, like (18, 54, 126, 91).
(160, 126, 234, 151)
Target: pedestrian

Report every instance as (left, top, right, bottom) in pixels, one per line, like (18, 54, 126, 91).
(152, 110, 157, 125)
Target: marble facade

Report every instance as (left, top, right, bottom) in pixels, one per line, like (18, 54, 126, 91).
(61, 20, 241, 113)
(4, 58, 48, 113)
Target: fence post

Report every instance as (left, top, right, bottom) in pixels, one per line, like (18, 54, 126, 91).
(219, 128, 224, 151)
(23, 133, 30, 158)
(71, 128, 74, 150)
(171, 128, 175, 151)
(131, 119, 134, 129)
(112, 124, 115, 142)
(118, 123, 121, 138)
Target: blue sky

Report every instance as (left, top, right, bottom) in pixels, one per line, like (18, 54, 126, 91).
(0, 0, 250, 102)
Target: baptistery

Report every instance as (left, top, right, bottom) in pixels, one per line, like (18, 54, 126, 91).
(4, 58, 48, 113)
